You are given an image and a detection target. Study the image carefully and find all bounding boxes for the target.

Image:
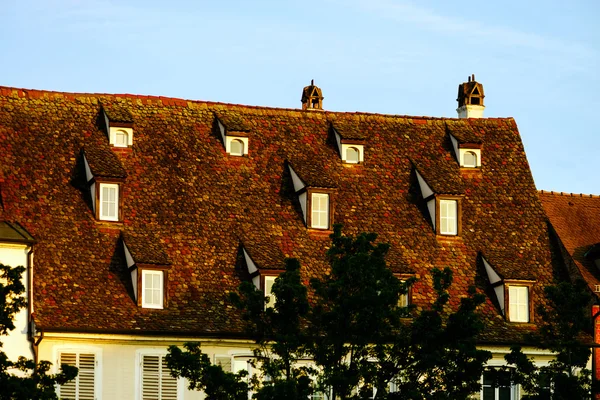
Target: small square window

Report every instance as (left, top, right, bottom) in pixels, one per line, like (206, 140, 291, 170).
(508, 286, 529, 322)
(142, 270, 164, 309)
(99, 183, 119, 221)
(439, 199, 457, 235)
(114, 129, 129, 147)
(311, 193, 330, 229)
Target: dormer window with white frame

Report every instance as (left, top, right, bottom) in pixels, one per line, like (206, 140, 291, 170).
(81, 149, 126, 223)
(481, 255, 534, 323)
(332, 126, 365, 164)
(217, 119, 249, 157)
(415, 169, 461, 237)
(449, 133, 482, 168)
(287, 164, 334, 230)
(122, 237, 170, 309)
(102, 107, 134, 148)
(264, 275, 277, 309)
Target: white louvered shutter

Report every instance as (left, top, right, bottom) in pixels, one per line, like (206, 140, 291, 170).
(59, 352, 96, 400)
(141, 355, 178, 400)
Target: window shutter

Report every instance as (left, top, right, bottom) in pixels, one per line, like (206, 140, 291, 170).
(59, 352, 96, 400)
(141, 355, 178, 400)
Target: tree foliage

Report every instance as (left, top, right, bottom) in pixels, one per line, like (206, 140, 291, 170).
(505, 279, 593, 399)
(0, 263, 78, 400)
(166, 226, 500, 399)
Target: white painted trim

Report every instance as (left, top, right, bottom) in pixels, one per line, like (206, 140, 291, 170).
(427, 198, 436, 231)
(243, 248, 258, 274)
(123, 243, 135, 269)
(457, 104, 485, 119)
(460, 148, 481, 168)
(494, 285, 505, 315)
(109, 126, 134, 147)
(135, 348, 184, 400)
(53, 345, 103, 400)
(311, 193, 329, 229)
(217, 120, 226, 143)
(299, 192, 307, 223)
(415, 170, 433, 198)
(439, 199, 457, 235)
(341, 144, 364, 163)
(83, 154, 94, 182)
(482, 258, 502, 285)
(42, 332, 256, 345)
(225, 136, 249, 156)
(141, 270, 163, 309)
(91, 182, 96, 214)
(449, 134, 459, 163)
(98, 183, 119, 222)
(288, 165, 306, 193)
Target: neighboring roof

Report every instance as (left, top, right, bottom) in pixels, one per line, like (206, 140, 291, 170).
(539, 190, 600, 292)
(0, 86, 556, 343)
(0, 221, 35, 243)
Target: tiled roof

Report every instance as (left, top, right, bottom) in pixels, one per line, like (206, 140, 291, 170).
(84, 145, 127, 179)
(122, 230, 171, 266)
(539, 190, 600, 292)
(446, 120, 482, 144)
(102, 103, 134, 124)
(0, 86, 558, 343)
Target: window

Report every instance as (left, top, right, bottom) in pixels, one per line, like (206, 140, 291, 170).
(311, 193, 330, 229)
(264, 275, 276, 309)
(482, 369, 516, 400)
(142, 270, 164, 309)
(99, 183, 119, 221)
(230, 139, 245, 156)
(439, 199, 457, 235)
(115, 130, 129, 147)
(508, 286, 529, 322)
(463, 151, 477, 167)
(346, 147, 360, 164)
(58, 352, 97, 400)
(140, 354, 178, 400)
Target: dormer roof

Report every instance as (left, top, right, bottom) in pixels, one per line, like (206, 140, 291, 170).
(102, 103, 134, 126)
(83, 146, 127, 179)
(0, 221, 35, 244)
(122, 230, 171, 267)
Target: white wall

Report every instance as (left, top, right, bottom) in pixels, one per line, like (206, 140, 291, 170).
(0, 243, 33, 361)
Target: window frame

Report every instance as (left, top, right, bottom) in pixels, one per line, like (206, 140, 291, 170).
(263, 274, 277, 309)
(97, 182, 121, 222)
(135, 349, 183, 400)
(140, 269, 165, 309)
(307, 190, 333, 230)
(229, 138, 245, 156)
(481, 368, 518, 400)
(114, 129, 129, 148)
(345, 146, 360, 164)
(54, 346, 102, 400)
(505, 282, 533, 323)
(394, 274, 414, 308)
(436, 196, 461, 236)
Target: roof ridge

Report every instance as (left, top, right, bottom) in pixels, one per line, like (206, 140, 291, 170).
(0, 85, 515, 121)
(538, 190, 600, 198)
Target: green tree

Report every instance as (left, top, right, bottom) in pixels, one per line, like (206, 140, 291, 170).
(505, 279, 593, 399)
(167, 258, 313, 400)
(309, 226, 490, 399)
(0, 263, 77, 399)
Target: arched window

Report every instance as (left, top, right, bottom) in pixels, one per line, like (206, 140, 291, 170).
(230, 139, 245, 156)
(115, 130, 129, 147)
(463, 151, 477, 167)
(346, 147, 360, 164)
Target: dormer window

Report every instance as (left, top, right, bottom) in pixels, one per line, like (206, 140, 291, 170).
(481, 255, 533, 323)
(448, 133, 482, 168)
(122, 233, 171, 309)
(287, 163, 335, 230)
(415, 169, 461, 237)
(264, 275, 276, 309)
(101, 105, 134, 148)
(332, 125, 365, 164)
(216, 117, 250, 157)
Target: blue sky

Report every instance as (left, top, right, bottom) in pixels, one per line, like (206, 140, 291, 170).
(2, 0, 598, 193)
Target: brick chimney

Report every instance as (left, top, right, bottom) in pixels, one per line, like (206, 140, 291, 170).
(457, 74, 485, 118)
(301, 80, 324, 111)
